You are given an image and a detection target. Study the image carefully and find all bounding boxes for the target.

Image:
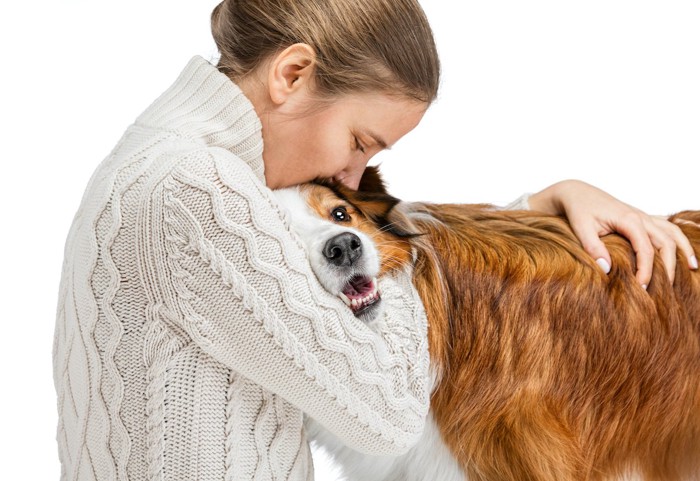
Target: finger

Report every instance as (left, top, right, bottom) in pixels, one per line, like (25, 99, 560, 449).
(614, 217, 655, 288)
(647, 224, 677, 285)
(652, 217, 699, 276)
(569, 221, 612, 275)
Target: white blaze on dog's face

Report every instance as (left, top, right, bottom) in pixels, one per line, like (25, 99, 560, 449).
(274, 180, 410, 322)
(274, 185, 384, 322)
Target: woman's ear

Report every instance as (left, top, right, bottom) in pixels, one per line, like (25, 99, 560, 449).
(267, 43, 317, 105)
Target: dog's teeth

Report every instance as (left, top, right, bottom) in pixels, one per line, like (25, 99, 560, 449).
(341, 278, 381, 312)
(339, 292, 351, 307)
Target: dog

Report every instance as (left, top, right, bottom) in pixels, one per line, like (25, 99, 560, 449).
(272, 167, 700, 481)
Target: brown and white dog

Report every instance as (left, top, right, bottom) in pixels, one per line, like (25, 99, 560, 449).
(272, 167, 700, 481)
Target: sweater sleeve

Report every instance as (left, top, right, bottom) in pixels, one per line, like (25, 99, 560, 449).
(138, 147, 430, 456)
(501, 192, 532, 210)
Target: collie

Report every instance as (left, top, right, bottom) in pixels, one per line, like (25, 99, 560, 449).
(272, 167, 700, 481)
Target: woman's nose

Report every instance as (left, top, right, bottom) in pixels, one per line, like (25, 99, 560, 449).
(342, 176, 361, 190)
(335, 167, 365, 190)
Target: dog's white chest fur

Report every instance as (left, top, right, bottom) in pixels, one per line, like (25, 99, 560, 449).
(305, 412, 466, 481)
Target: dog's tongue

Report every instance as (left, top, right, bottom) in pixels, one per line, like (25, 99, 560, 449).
(342, 276, 374, 299)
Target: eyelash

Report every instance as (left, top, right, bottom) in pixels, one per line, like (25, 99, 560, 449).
(354, 136, 366, 154)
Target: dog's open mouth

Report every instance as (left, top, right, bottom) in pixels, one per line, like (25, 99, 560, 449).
(338, 275, 380, 314)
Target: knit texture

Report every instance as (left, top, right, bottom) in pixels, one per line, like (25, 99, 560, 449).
(503, 193, 531, 211)
(52, 55, 432, 481)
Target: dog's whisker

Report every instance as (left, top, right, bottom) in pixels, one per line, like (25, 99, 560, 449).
(376, 222, 406, 234)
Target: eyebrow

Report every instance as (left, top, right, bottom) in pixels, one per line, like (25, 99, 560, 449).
(364, 130, 391, 150)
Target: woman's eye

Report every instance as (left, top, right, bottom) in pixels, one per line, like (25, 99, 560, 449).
(331, 206, 350, 222)
(354, 136, 366, 154)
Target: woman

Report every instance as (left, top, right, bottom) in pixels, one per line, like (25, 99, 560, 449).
(52, 1, 697, 480)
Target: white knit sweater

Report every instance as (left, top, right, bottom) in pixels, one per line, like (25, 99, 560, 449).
(52, 55, 435, 481)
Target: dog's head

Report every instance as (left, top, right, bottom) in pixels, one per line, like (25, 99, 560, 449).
(273, 167, 418, 322)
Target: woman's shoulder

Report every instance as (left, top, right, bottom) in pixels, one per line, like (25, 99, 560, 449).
(101, 123, 265, 197)
(156, 144, 267, 200)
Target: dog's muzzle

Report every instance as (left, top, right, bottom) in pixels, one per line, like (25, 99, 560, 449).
(321, 232, 381, 318)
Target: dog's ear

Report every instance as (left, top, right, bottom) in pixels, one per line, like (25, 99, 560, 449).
(358, 165, 389, 195)
(352, 172, 423, 239)
(355, 196, 422, 239)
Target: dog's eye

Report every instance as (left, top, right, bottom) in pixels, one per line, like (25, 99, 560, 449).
(331, 206, 350, 222)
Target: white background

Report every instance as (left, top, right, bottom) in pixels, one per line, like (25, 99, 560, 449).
(1, 1, 698, 479)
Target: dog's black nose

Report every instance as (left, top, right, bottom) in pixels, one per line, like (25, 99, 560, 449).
(323, 232, 362, 267)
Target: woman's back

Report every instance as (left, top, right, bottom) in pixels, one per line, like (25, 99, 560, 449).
(51, 56, 313, 480)
(52, 55, 431, 481)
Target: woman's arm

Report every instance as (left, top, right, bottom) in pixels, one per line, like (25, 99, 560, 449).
(138, 147, 430, 456)
(528, 180, 698, 287)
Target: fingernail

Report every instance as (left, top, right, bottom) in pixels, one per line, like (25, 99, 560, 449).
(691, 255, 699, 270)
(596, 258, 611, 274)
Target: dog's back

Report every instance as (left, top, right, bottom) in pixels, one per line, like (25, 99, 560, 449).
(406, 204, 700, 481)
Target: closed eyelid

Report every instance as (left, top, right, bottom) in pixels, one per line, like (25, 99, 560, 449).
(353, 135, 366, 153)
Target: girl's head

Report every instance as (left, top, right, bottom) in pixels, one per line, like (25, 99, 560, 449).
(211, 0, 440, 189)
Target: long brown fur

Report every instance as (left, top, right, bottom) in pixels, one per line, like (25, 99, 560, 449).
(312, 168, 700, 481)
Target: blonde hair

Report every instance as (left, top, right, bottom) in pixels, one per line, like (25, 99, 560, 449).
(211, 0, 440, 104)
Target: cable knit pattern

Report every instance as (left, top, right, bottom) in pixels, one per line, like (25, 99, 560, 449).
(52, 55, 432, 481)
(154, 152, 430, 444)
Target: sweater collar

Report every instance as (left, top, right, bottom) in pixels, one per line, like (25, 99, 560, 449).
(135, 55, 265, 184)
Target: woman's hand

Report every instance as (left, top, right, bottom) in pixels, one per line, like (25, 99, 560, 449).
(528, 179, 698, 288)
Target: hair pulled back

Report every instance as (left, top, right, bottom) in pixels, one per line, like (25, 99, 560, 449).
(211, 0, 440, 104)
